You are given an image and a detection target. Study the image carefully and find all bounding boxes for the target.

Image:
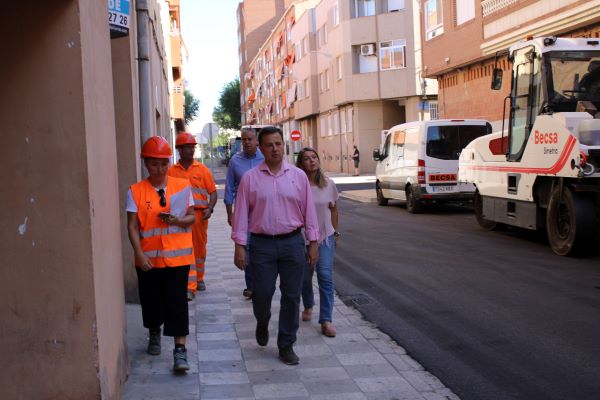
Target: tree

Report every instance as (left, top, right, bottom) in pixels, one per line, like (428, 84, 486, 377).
(184, 89, 200, 125)
(212, 77, 241, 130)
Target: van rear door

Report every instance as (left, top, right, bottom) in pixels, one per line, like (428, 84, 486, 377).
(424, 123, 490, 194)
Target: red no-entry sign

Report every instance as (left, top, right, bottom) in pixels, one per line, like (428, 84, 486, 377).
(290, 130, 302, 141)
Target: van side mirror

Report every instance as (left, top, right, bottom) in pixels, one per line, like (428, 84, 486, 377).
(491, 68, 503, 90)
(373, 148, 381, 161)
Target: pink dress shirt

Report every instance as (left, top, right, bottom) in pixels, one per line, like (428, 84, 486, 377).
(232, 161, 319, 245)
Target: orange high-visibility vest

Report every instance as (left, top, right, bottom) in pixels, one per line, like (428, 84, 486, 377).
(130, 177, 194, 268)
(168, 161, 216, 210)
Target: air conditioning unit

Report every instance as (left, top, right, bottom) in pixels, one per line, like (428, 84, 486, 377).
(360, 43, 376, 56)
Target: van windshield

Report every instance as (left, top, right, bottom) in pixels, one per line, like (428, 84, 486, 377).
(426, 125, 488, 160)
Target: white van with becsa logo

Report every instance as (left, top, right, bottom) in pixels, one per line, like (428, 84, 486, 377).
(373, 119, 492, 212)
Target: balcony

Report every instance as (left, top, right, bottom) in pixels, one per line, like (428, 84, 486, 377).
(170, 36, 182, 68)
(481, 0, 519, 18)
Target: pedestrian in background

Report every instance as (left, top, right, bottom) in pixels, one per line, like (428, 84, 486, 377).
(224, 127, 264, 299)
(296, 148, 340, 337)
(126, 136, 195, 372)
(168, 132, 217, 300)
(232, 126, 319, 365)
(352, 145, 360, 176)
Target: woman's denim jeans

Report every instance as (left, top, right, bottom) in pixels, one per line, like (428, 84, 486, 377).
(302, 234, 335, 323)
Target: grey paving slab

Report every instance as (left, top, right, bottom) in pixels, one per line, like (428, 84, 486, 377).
(123, 198, 460, 400)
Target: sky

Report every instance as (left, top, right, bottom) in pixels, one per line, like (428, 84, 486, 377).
(180, 0, 240, 135)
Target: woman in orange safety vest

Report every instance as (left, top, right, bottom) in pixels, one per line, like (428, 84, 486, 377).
(126, 136, 195, 373)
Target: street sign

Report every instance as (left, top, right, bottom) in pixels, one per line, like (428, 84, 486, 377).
(109, 0, 130, 39)
(290, 130, 302, 141)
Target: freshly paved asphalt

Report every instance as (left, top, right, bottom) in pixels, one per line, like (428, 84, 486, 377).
(332, 188, 600, 400)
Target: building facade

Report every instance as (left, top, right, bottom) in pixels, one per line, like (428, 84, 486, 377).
(421, 0, 600, 131)
(2, 0, 185, 398)
(239, 0, 438, 173)
(168, 0, 187, 136)
(237, 0, 296, 127)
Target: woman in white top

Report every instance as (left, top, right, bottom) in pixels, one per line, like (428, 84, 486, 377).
(296, 148, 340, 337)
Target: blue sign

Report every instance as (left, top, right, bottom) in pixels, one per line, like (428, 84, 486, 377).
(109, 0, 131, 38)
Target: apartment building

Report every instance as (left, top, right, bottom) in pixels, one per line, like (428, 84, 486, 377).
(2, 1, 183, 398)
(239, 0, 438, 173)
(237, 0, 296, 125)
(243, 1, 320, 162)
(169, 0, 186, 135)
(421, 0, 600, 130)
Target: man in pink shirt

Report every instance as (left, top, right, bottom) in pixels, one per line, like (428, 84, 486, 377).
(232, 126, 319, 365)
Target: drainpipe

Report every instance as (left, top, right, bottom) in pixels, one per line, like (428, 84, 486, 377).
(137, 0, 152, 145)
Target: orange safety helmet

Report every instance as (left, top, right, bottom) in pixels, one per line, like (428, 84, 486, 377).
(141, 136, 172, 158)
(175, 132, 197, 147)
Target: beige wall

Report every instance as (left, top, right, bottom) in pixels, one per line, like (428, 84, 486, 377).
(1, 1, 126, 398)
(112, 16, 143, 303)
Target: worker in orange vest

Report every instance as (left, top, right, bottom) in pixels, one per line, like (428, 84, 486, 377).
(126, 136, 195, 372)
(168, 132, 217, 300)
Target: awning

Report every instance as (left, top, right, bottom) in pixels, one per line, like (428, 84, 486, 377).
(247, 90, 256, 103)
(275, 31, 285, 52)
(285, 48, 295, 66)
(281, 92, 287, 109)
(289, 15, 295, 26)
(276, 63, 286, 80)
(266, 102, 273, 114)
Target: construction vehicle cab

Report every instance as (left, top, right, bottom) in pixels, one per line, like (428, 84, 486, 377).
(459, 37, 600, 255)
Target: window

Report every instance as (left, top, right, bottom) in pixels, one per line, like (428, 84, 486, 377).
(295, 42, 302, 61)
(333, 111, 340, 135)
(354, 0, 375, 17)
(380, 39, 406, 70)
(333, 1, 339, 26)
(304, 78, 310, 98)
(425, 0, 443, 40)
(320, 70, 330, 91)
(318, 26, 328, 48)
(327, 114, 332, 136)
(337, 56, 343, 80)
(341, 108, 347, 132)
(347, 107, 353, 132)
(455, 0, 474, 25)
(429, 102, 439, 120)
(355, 44, 378, 73)
(391, 130, 406, 159)
(509, 48, 540, 161)
(303, 37, 309, 56)
(387, 0, 405, 12)
(297, 81, 305, 99)
(320, 116, 326, 137)
(426, 125, 489, 160)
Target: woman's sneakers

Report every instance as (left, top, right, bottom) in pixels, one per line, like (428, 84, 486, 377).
(147, 328, 161, 355)
(173, 345, 189, 372)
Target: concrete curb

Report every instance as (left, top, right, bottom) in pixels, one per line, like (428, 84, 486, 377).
(339, 189, 378, 204)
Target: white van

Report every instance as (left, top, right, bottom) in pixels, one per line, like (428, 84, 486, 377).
(373, 119, 492, 212)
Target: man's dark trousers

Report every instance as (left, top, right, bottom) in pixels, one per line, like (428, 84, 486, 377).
(249, 232, 306, 348)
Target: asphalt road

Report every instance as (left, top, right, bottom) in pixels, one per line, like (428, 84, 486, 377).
(333, 196, 600, 400)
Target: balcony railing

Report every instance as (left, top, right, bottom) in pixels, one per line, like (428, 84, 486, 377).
(482, 0, 519, 17)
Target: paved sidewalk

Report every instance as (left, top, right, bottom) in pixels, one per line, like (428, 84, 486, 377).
(123, 178, 459, 400)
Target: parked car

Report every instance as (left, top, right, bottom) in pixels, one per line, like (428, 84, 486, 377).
(373, 119, 492, 212)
